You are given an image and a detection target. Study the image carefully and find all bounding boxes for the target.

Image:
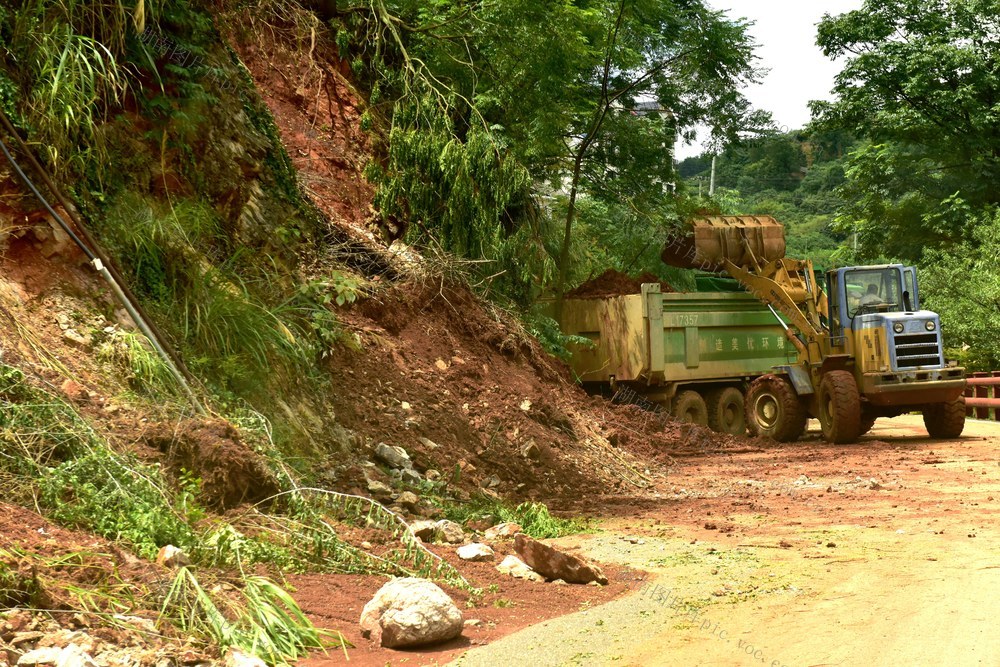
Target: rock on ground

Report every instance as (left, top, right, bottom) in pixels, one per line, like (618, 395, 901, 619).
(496, 555, 544, 582)
(457, 543, 495, 562)
(484, 522, 522, 540)
(374, 443, 412, 470)
(154, 545, 190, 569)
(409, 520, 438, 541)
(396, 491, 419, 508)
(19, 644, 97, 667)
(434, 520, 465, 544)
(224, 649, 267, 667)
(401, 468, 423, 484)
(366, 477, 393, 497)
(359, 578, 463, 648)
(514, 534, 608, 585)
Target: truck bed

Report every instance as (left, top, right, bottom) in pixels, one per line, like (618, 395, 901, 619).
(561, 284, 797, 385)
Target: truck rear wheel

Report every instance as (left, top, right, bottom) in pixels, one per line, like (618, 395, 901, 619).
(818, 370, 862, 444)
(673, 390, 708, 426)
(745, 375, 806, 442)
(922, 398, 966, 439)
(706, 387, 746, 435)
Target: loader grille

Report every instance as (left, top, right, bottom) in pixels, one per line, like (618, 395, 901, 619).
(893, 332, 941, 369)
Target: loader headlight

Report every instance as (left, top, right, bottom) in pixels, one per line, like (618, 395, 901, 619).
(893, 323, 905, 334)
(925, 320, 937, 331)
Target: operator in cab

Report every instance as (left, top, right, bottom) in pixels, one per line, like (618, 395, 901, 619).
(860, 284, 882, 307)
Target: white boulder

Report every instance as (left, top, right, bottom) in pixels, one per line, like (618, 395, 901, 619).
(359, 578, 463, 648)
(496, 555, 544, 582)
(456, 543, 495, 562)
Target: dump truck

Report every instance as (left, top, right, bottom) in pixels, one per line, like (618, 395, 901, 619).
(560, 216, 967, 443)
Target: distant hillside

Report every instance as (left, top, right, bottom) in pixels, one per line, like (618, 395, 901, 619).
(679, 129, 859, 270)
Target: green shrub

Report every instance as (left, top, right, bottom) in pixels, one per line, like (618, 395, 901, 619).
(521, 310, 592, 362)
(40, 451, 197, 560)
(443, 498, 588, 539)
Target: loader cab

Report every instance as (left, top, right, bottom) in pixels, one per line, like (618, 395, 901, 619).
(827, 265, 906, 333)
(903, 267, 920, 310)
(827, 264, 945, 371)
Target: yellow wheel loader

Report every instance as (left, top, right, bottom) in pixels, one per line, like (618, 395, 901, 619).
(661, 216, 967, 444)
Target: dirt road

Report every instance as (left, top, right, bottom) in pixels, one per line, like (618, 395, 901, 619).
(451, 415, 1000, 666)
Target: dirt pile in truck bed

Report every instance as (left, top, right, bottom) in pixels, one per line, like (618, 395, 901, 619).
(566, 269, 676, 299)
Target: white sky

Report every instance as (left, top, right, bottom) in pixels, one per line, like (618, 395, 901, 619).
(675, 0, 864, 159)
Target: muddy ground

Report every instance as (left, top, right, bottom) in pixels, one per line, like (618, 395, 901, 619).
(291, 415, 999, 666)
(442, 415, 1000, 667)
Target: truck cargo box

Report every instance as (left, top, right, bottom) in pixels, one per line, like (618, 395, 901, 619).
(561, 284, 797, 386)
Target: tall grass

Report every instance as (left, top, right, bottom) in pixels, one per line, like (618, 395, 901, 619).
(161, 567, 345, 666)
(97, 195, 324, 396)
(1, 0, 160, 178)
(28, 25, 129, 175)
(443, 498, 590, 539)
(174, 262, 307, 379)
(96, 328, 179, 399)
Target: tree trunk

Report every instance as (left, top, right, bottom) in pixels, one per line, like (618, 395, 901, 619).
(553, 152, 586, 322)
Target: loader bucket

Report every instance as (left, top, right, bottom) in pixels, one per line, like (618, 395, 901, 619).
(661, 216, 786, 271)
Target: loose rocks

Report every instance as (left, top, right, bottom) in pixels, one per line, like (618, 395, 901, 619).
(514, 534, 608, 585)
(456, 543, 494, 562)
(359, 578, 463, 648)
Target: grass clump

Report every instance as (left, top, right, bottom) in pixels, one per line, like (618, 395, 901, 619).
(215, 488, 474, 590)
(442, 497, 589, 539)
(161, 567, 346, 665)
(40, 450, 198, 561)
(0, 364, 199, 559)
(95, 327, 179, 399)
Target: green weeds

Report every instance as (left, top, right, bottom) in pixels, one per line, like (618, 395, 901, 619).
(160, 567, 347, 665)
(0, 0, 158, 179)
(442, 497, 589, 540)
(96, 328, 178, 398)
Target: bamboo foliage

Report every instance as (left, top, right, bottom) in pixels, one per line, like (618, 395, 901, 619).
(0, 0, 160, 177)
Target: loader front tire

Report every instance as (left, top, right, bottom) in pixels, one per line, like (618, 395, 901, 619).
(818, 370, 862, 444)
(923, 398, 966, 439)
(745, 375, 806, 442)
(673, 390, 709, 426)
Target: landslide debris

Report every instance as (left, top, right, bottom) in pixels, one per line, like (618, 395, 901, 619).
(566, 269, 676, 298)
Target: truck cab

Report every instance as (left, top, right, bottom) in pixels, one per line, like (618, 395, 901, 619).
(826, 264, 965, 409)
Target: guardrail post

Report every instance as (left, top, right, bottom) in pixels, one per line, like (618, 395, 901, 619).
(966, 379, 974, 417)
(974, 372, 990, 420)
(992, 371, 1000, 421)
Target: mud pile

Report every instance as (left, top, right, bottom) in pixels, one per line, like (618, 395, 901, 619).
(566, 269, 676, 299)
(326, 281, 659, 502)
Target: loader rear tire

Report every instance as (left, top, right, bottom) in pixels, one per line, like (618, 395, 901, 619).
(706, 387, 746, 435)
(745, 375, 806, 442)
(818, 370, 862, 444)
(673, 390, 708, 426)
(923, 398, 966, 439)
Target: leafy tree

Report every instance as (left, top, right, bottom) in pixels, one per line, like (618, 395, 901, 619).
(676, 128, 854, 271)
(330, 0, 765, 305)
(812, 0, 1000, 261)
(920, 211, 1000, 370)
(551, 0, 767, 314)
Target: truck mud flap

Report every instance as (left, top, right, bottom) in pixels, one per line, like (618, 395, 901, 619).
(775, 364, 813, 395)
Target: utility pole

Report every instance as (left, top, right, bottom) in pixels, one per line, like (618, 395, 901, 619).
(709, 154, 716, 196)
